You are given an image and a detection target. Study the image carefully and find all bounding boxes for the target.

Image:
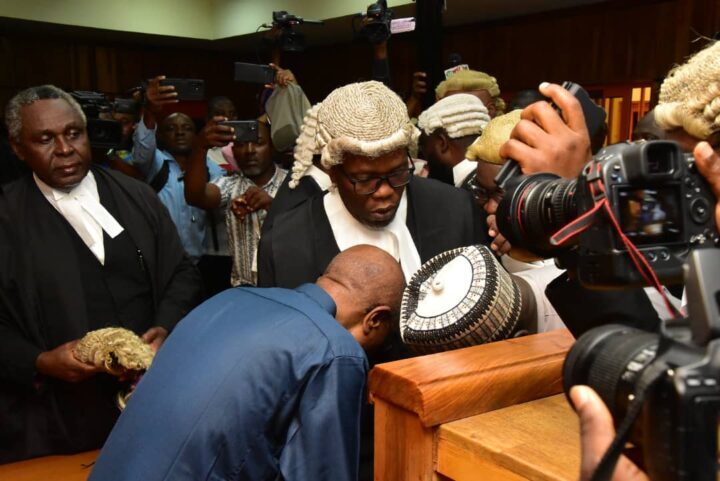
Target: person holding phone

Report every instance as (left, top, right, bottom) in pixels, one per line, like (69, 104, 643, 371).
(184, 115, 287, 287)
(131, 76, 224, 271)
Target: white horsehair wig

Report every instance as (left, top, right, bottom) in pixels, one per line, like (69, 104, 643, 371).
(289, 81, 419, 188)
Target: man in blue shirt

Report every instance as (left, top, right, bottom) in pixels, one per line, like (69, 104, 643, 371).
(89, 245, 405, 481)
(132, 76, 224, 262)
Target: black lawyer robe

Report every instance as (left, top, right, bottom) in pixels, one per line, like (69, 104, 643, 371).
(257, 175, 488, 289)
(0, 166, 202, 463)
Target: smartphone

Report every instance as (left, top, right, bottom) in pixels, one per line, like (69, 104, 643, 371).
(161, 78, 204, 101)
(219, 120, 259, 143)
(494, 81, 607, 189)
(234, 62, 276, 84)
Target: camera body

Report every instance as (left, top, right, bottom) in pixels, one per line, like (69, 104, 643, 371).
(70, 91, 124, 150)
(563, 249, 720, 481)
(360, 0, 393, 44)
(497, 141, 718, 287)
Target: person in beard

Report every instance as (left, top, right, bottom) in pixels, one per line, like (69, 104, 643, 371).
(184, 115, 287, 286)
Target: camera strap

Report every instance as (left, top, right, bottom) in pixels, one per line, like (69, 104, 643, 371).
(550, 163, 684, 319)
(589, 360, 669, 481)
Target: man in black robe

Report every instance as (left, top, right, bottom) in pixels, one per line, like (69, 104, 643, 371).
(258, 81, 486, 290)
(0, 85, 201, 463)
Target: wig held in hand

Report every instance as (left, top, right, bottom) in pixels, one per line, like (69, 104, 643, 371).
(289, 81, 419, 188)
(655, 41, 720, 140)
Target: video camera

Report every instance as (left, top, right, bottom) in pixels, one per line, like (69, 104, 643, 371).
(356, 0, 393, 44)
(269, 11, 323, 52)
(70, 91, 124, 150)
(563, 248, 720, 481)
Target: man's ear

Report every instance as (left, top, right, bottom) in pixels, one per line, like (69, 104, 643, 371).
(438, 132, 451, 154)
(9, 140, 24, 161)
(362, 305, 392, 335)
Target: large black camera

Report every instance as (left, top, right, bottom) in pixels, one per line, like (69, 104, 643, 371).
(357, 0, 393, 44)
(70, 91, 124, 150)
(270, 11, 323, 52)
(563, 249, 720, 481)
(496, 140, 718, 287)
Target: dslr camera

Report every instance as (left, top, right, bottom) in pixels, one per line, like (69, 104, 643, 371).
(496, 140, 718, 287)
(563, 248, 720, 481)
(70, 91, 124, 150)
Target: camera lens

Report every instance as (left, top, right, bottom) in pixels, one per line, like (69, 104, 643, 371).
(496, 173, 578, 256)
(563, 324, 660, 419)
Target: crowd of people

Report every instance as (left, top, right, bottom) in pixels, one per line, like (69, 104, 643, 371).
(0, 30, 719, 481)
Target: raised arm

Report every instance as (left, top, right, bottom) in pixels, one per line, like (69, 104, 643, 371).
(132, 76, 178, 176)
(184, 116, 234, 210)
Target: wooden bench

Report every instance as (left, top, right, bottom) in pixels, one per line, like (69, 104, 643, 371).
(369, 329, 578, 480)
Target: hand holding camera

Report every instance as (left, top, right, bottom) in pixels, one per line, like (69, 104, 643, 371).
(570, 385, 649, 481)
(198, 116, 235, 150)
(499, 82, 593, 179)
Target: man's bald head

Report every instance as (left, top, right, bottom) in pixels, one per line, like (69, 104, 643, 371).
(317, 245, 405, 351)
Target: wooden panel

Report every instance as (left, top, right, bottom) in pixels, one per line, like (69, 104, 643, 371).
(437, 395, 580, 481)
(0, 450, 98, 481)
(374, 398, 436, 481)
(369, 330, 574, 428)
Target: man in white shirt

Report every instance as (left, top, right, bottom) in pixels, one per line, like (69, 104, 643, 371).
(417, 93, 490, 188)
(0, 85, 201, 462)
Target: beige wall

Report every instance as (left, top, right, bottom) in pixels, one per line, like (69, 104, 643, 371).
(0, 0, 412, 39)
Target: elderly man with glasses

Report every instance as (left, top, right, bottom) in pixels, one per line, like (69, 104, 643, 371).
(257, 81, 487, 289)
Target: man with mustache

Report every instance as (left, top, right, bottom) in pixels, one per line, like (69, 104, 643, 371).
(257, 80, 487, 290)
(185, 115, 287, 286)
(0, 85, 201, 462)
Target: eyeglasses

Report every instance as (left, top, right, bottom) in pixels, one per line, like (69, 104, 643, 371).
(465, 176, 503, 206)
(338, 166, 415, 196)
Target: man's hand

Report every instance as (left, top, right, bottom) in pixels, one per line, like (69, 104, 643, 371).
(243, 186, 273, 212)
(141, 327, 168, 352)
(231, 197, 252, 221)
(145, 75, 178, 115)
(265, 63, 297, 90)
(197, 116, 235, 150)
(487, 214, 512, 254)
(500, 82, 591, 179)
(570, 386, 649, 481)
(694, 141, 720, 229)
(35, 340, 103, 383)
(406, 72, 428, 118)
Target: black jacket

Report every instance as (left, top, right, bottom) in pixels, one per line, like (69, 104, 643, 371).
(0, 167, 201, 462)
(258, 176, 487, 288)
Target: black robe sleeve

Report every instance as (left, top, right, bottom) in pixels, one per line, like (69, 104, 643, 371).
(135, 181, 202, 331)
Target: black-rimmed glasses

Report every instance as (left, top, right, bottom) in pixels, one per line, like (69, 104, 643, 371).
(338, 166, 415, 195)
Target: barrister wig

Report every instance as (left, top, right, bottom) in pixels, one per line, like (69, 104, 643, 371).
(655, 41, 720, 140)
(435, 69, 506, 114)
(465, 109, 522, 165)
(289, 81, 419, 189)
(417, 93, 491, 139)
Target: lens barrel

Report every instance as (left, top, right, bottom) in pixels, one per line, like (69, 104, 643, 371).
(563, 324, 660, 419)
(496, 173, 578, 256)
